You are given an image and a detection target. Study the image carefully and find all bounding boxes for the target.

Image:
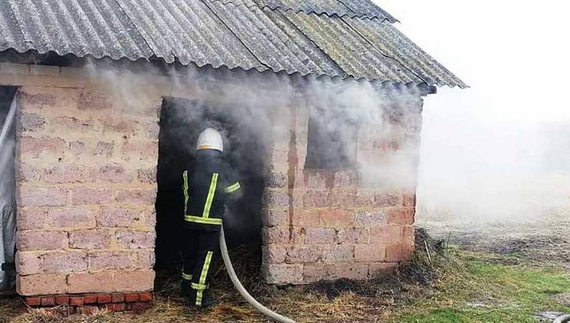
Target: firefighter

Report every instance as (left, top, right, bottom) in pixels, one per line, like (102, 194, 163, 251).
(180, 128, 242, 308)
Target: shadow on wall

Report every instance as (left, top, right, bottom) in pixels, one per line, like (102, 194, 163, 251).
(155, 97, 266, 268)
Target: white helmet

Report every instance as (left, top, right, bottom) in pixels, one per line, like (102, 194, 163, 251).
(196, 128, 224, 152)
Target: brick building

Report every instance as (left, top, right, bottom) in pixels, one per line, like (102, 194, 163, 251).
(0, 0, 465, 311)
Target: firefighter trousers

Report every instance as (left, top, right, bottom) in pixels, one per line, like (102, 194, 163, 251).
(181, 228, 220, 306)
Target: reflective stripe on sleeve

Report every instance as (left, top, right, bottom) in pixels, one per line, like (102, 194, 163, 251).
(225, 182, 241, 193)
(184, 215, 222, 225)
(202, 173, 219, 219)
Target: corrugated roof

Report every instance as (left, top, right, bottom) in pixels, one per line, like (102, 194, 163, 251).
(253, 0, 397, 22)
(0, 0, 466, 87)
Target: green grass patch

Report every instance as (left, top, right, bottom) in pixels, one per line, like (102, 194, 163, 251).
(394, 249, 570, 323)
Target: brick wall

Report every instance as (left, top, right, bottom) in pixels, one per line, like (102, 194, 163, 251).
(261, 90, 423, 284)
(13, 77, 162, 296)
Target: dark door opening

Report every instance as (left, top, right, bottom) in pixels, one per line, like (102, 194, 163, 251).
(155, 97, 266, 270)
(0, 86, 18, 294)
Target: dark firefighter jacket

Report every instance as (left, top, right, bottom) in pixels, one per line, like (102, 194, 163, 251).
(183, 149, 241, 231)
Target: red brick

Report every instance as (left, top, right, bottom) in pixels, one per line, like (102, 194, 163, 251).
(318, 209, 354, 228)
(70, 297, 84, 306)
(303, 264, 330, 283)
(354, 210, 387, 227)
(115, 231, 155, 249)
(138, 167, 157, 184)
(387, 207, 415, 225)
(333, 171, 358, 187)
(41, 297, 55, 307)
(19, 136, 65, 160)
(84, 295, 98, 304)
(303, 190, 329, 208)
(111, 293, 125, 303)
(124, 293, 139, 302)
(69, 229, 112, 249)
(303, 170, 333, 188)
(93, 164, 134, 183)
(18, 187, 67, 207)
(402, 243, 415, 261)
(79, 306, 100, 315)
(114, 270, 155, 292)
(262, 227, 303, 245)
(337, 228, 370, 244)
(121, 141, 158, 162)
(135, 249, 156, 269)
(262, 246, 287, 265)
(329, 189, 358, 208)
(402, 226, 415, 243)
(20, 89, 56, 106)
(102, 116, 138, 135)
(46, 207, 96, 229)
(322, 245, 354, 263)
(402, 190, 416, 207)
(262, 264, 303, 285)
(20, 113, 46, 132)
(17, 274, 68, 296)
(17, 208, 46, 230)
(78, 91, 112, 111)
(17, 230, 68, 251)
(115, 188, 156, 204)
(386, 245, 410, 262)
(370, 226, 402, 245)
(371, 192, 401, 207)
(131, 301, 153, 313)
(16, 251, 42, 275)
(262, 189, 290, 208)
(285, 246, 321, 264)
(24, 297, 41, 307)
(55, 296, 69, 305)
(108, 303, 126, 312)
(145, 122, 160, 139)
(43, 165, 91, 183)
(330, 263, 369, 280)
(97, 294, 112, 304)
(52, 116, 95, 133)
(261, 209, 288, 227)
(369, 263, 399, 277)
(88, 251, 134, 271)
(292, 209, 319, 227)
(68, 272, 114, 293)
(18, 163, 41, 182)
(98, 207, 151, 228)
(355, 244, 385, 262)
(267, 171, 287, 188)
(305, 228, 335, 245)
(71, 187, 113, 205)
(42, 251, 88, 273)
(139, 293, 153, 302)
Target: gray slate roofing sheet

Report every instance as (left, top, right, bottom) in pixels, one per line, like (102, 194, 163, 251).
(0, 0, 152, 61)
(252, 0, 397, 21)
(0, 0, 466, 87)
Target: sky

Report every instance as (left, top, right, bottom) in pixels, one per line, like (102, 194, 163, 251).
(374, 0, 570, 224)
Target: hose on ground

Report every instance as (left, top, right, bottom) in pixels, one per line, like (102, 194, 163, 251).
(219, 226, 297, 323)
(555, 315, 570, 323)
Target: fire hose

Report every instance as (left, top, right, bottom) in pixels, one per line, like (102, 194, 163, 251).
(219, 226, 297, 323)
(554, 315, 570, 323)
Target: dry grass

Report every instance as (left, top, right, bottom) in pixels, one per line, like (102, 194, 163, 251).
(8, 229, 565, 323)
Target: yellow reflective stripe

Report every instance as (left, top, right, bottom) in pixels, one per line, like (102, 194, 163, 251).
(184, 215, 222, 225)
(202, 173, 219, 219)
(191, 282, 206, 290)
(181, 272, 193, 281)
(183, 171, 189, 214)
(225, 182, 241, 193)
(195, 251, 214, 306)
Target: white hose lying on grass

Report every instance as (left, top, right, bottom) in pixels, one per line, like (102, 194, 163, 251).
(219, 226, 297, 323)
(554, 314, 570, 323)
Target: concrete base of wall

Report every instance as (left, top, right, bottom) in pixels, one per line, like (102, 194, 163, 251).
(22, 292, 153, 315)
